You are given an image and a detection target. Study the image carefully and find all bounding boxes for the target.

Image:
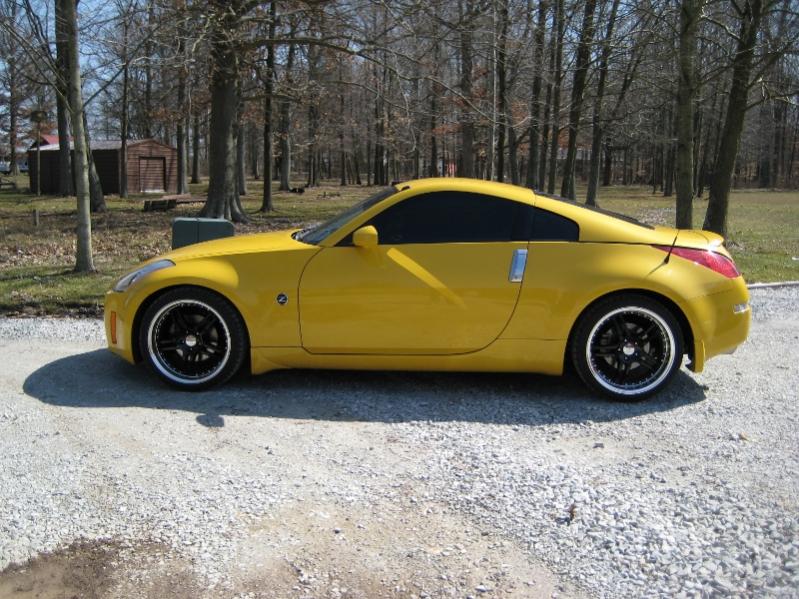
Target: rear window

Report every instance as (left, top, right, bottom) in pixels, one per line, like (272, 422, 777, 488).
(532, 209, 579, 241)
(537, 192, 654, 230)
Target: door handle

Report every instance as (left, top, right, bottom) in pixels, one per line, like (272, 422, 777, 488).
(509, 249, 528, 283)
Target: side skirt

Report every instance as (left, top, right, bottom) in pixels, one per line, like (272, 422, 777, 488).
(250, 338, 567, 376)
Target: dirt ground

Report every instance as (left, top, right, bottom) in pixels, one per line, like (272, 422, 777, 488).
(0, 501, 579, 599)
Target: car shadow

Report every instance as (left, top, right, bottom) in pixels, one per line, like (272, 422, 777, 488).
(23, 349, 707, 428)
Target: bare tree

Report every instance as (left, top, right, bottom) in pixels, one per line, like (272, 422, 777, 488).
(61, 0, 94, 271)
(260, 0, 276, 212)
(199, 0, 251, 222)
(675, 0, 702, 228)
(560, 0, 597, 200)
(525, 0, 547, 190)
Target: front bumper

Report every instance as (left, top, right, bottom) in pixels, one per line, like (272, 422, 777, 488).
(104, 291, 136, 364)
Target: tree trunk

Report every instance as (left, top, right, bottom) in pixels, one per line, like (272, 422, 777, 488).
(250, 127, 260, 180)
(61, 0, 93, 272)
(261, 1, 276, 212)
(366, 136, 372, 186)
(459, 0, 475, 178)
(176, 112, 188, 195)
(586, 0, 621, 206)
(526, 0, 547, 189)
(602, 142, 612, 186)
(278, 39, 296, 192)
(495, 0, 509, 182)
(664, 136, 676, 197)
(428, 37, 440, 179)
(675, 0, 700, 228)
(236, 81, 247, 197)
(305, 38, 321, 188)
(236, 125, 247, 196)
(8, 3, 18, 176)
(176, 53, 188, 194)
(307, 100, 319, 187)
(121, 56, 129, 198)
(55, 1, 73, 196)
(547, 0, 565, 194)
(704, 0, 764, 236)
(82, 110, 105, 212)
(191, 112, 201, 184)
(201, 1, 248, 222)
(233, 116, 245, 197)
(561, 0, 597, 200)
(538, 10, 556, 191)
(352, 131, 362, 184)
(508, 125, 519, 184)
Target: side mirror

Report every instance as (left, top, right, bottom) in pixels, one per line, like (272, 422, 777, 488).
(352, 225, 378, 248)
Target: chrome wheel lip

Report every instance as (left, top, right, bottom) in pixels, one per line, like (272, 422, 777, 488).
(147, 299, 231, 385)
(585, 306, 676, 396)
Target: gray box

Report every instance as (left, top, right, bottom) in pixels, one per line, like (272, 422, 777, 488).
(172, 217, 234, 249)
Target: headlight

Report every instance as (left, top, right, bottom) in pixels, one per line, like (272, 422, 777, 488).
(113, 259, 175, 292)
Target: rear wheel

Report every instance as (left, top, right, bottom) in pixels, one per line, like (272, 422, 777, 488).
(139, 287, 248, 390)
(571, 294, 683, 400)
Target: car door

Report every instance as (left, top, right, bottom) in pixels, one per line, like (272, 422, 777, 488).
(297, 191, 534, 355)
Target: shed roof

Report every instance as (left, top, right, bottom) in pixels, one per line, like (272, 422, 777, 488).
(32, 138, 174, 152)
(39, 134, 61, 146)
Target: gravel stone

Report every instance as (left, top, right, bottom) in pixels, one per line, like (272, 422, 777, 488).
(0, 287, 797, 597)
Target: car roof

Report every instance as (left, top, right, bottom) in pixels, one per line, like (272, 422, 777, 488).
(394, 177, 674, 245)
(397, 177, 536, 205)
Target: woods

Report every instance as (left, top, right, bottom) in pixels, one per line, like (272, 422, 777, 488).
(0, 0, 797, 270)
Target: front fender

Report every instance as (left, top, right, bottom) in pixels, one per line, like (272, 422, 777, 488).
(106, 247, 319, 359)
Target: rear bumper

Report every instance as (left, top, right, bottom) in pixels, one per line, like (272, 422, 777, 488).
(681, 277, 750, 372)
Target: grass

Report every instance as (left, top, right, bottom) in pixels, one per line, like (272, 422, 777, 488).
(0, 174, 796, 316)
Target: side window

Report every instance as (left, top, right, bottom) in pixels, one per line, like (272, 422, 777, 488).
(532, 208, 579, 241)
(363, 191, 534, 245)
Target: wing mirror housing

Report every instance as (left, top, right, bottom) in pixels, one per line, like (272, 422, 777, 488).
(352, 225, 378, 249)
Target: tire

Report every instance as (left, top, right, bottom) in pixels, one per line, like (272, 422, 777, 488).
(138, 287, 248, 390)
(571, 294, 684, 401)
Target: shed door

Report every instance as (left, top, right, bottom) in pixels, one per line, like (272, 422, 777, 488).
(139, 157, 165, 193)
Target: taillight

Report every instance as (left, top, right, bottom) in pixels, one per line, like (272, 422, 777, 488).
(654, 245, 740, 278)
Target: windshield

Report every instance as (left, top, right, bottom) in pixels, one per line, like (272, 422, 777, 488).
(294, 186, 398, 245)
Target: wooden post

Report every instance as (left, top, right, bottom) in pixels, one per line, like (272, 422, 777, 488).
(29, 110, 47, 196)
(33, 209, 39, 227)
(36, 122, 41, 196)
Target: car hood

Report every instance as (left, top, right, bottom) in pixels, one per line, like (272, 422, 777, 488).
(160, 229, 311, 262)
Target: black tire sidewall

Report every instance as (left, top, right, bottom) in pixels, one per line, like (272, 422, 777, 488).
(138, 287, 248, 391)
(571, 294, 684, 401)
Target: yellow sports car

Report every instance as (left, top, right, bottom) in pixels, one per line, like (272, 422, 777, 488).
(104, 178, 750, 400)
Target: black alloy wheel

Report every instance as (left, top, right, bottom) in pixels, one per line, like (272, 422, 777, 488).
(572, 294, 684, 400)
(139, 287, 247, 390)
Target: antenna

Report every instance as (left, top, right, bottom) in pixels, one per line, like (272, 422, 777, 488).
(664, 232, 679, 264)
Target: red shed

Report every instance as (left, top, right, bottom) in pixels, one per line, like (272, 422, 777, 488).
(28, 138, 178, 195)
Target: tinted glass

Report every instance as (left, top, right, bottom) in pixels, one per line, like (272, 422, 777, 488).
(297, 186, 397, 245)
(532, 209, 580, 241)
(355, 191, 535, 245)
(536, 191, 653, 229)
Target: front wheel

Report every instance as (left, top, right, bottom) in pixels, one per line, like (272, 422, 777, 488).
(139, 287, 248, 390)
(571, 294, 684, 401)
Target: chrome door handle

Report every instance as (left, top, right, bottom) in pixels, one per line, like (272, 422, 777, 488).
(509, 249, 528, 283)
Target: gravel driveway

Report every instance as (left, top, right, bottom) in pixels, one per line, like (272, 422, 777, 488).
(0, 288, 797, 598)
